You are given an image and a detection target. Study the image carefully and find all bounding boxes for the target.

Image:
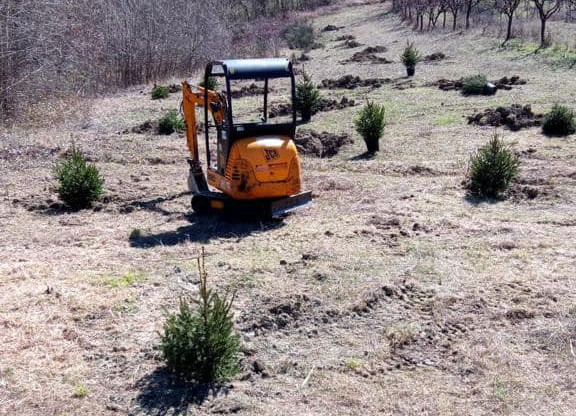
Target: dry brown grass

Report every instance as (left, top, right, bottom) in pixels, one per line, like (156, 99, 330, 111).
(1, 2, 576, 415)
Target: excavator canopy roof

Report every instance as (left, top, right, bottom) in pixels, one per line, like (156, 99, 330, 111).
(207, 58, 293, 80)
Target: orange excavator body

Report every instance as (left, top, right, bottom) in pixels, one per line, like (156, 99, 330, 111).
(181, 58, 311, 216)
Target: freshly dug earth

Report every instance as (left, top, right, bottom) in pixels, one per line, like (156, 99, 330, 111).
(343, 46, 392, 64)
(322, 24, 343, 32)
(319, 75, 391, 89)
(337, 39, 363, 48)
(295, 53, 311, 62)
(432, 75, 527, 91)
(467, 104, 544, 131)
(231, 83, 268, 98)
(335, 34, 355, 41)
(423, 52, 446, 62)
(268, 96, 356, 118)
(493, 76, 528, 90)
(295, 129, 353, 157)
(126, 120, 158, 134)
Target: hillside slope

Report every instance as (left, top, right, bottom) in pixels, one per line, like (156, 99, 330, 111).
(1, 2, 576, 415)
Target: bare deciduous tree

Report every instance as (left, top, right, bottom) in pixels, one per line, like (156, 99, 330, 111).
(495, 0, 522, 44)
(0, 0, 334, 122)
(446, 0, 465, 30)
(532, 0, 564, 47)
(464, 0, 482, 29)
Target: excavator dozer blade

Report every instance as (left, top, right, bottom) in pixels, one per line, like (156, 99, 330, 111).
(269, 191, 312, 216)
(191, 191, 312, 218)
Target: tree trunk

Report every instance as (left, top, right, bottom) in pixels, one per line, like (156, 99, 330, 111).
(452, 11, 458, 30)
(465, 4, 472, 29)
(505, 13, 514, 43)
(540, 17, 546, 47)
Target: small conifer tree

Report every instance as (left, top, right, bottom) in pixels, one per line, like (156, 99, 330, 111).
(161, 248, 240, 383)
(295, 72, 322, 122)
(54, 145, 103, 209)
(468, 133, 519, 198)
(354, 101, 386, 153)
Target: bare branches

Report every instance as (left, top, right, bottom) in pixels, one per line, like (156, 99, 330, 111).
(495, 0, 522, 44)
(391, 0, 573, 48)
(532, 0, 564, 47)
(0, 0, 335, 122)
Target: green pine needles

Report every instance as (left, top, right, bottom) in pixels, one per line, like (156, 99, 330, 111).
(158, 110, 185, 135)
(295, 72, 322, 122)
(54, 145, 103, 209)
(461, 74, 488, 95)
(151, 85, 169, 100)
(542, 104, 575, 137)
(400, 42, 421, 68)
(468, 133, 519, 198)
(160, 249, 241, 383)
(355, 101, 386, 153)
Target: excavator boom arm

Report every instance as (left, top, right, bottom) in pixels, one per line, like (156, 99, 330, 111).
(181, 81, 226, 162)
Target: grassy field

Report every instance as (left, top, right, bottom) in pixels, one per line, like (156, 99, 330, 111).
(1, 2, 576, 415)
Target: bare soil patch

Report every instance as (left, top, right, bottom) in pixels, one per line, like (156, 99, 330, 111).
(342, 46, 392, 64)
(295, 129, 353, 157)
(322, 24, 344, 32)
(128, 120, 158, 134)
(335, 34, 355, 42)
(423, 52, 446, 62)
(319, 75, 391, 89)
(467, 104, 544, 131)
(493, 75, 528, 90)
(431, 75, 527, 92)
(230, 83, 270, 98)
(268, 96, 356, 119)
(335, 36, 363, 48)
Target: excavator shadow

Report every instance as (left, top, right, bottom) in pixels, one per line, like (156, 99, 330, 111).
(129, 213, 286, 248)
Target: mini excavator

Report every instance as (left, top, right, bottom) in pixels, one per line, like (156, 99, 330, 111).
(181, 58, 311, 217)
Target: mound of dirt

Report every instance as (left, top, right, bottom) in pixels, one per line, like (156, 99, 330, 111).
(295, 129, 353, 157)
(128, 120, 157, 134)
(335, 34, 355, 41)
(338, 39, 363, 48)
(239, 294, 341, 336)
(296, 53, 311, 62)
(493, 76, 527, 90)
(433, 78, 463, 91)
(167, 84, 181, 93)
(267, 103, 292, 119)
(322, 24, 343, 32)
(318, 96, 356, 111)
(319, 75, 391, 89)
(363, 46, 387, 53)
(268, 97, 356, 119)
(432, 75, 527, 92)
(343, 46, 391, 64)
(467, 104, 543, 131)
(230, 83, 268, 98)
(423, 52, 446, 62)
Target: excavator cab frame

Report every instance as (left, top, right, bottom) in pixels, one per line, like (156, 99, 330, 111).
(181, 58, 311, 218)
(202, 58, 297, 174)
